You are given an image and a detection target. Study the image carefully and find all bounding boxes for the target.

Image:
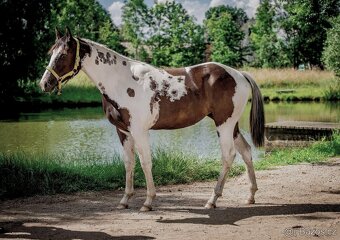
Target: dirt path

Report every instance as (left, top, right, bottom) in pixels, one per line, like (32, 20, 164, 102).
(1, 158, 340, 240)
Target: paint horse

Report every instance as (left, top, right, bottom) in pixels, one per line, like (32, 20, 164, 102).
(40, 28, 265, 211)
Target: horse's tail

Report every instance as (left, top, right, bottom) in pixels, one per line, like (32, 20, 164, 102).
(241, 71, 265, 147)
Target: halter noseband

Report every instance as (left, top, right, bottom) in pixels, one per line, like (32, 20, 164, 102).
(46, 38, 80, 95)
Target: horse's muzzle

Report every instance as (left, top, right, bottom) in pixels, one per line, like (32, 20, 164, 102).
(40, 71, 58, 93)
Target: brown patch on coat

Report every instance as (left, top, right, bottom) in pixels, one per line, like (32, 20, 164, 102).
(233, 122, 240, 139)
(122, 61, 127, 66)
(96, 50, 115, 65)
(132, 75, 139, 81)
(102, 94, 131, 132)
(150, 79, 158, 91)
(127, 88, 135, 97)
(161, 80, 170, 95)
(151, 63, 236, 129)
(171, 90, 178, 97)
(116, 128, 128, 144)
(149, 92, 160, 114)
(98, 82, 106, 93)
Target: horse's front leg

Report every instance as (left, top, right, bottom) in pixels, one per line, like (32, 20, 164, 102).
(116, 128, 135, 209)
(131, 128, 156, 212)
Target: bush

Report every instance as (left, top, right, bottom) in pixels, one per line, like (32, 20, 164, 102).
(323, 16, 340, 77)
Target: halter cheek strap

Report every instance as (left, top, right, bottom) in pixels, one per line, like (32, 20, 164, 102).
(46, 38, 81, 95)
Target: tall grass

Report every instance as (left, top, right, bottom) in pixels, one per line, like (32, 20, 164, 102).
(0, 150, 228, 199)
(245, 68, 335, 88)
(1, 133, 339, 199)
(324, 79, 340, 100)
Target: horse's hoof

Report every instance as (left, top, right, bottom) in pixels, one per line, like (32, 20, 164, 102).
(140, 205, 152, 212)
(117, 203, 128, 209)
(245, 199, 255, 204)
(204, 202, 216, 209)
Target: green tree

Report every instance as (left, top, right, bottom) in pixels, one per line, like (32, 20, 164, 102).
(280, 0, 340, 69)
(205, 6, 248, 67)
(250, 0, 290, 67)
(0, 0, 52, 103)
(54, 0, 124, 52)
(148, 1, 205, 67)
(323, 15, 340, 77)
(205, 5, 248, 27)
(98, 20, 125, 53)
(121, 0, 150, 60)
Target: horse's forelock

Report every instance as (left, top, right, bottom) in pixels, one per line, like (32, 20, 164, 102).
(47, 37, 69, 55)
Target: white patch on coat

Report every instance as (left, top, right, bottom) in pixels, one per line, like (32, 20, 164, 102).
(131, 64, 187, 102)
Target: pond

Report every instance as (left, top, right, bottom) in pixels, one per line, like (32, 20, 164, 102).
(0, 102, 339, 163)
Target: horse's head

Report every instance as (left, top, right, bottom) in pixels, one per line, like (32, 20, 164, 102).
(40, 27, 81, 94)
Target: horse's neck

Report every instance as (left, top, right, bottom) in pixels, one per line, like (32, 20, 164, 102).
(81, 41, 132, 95)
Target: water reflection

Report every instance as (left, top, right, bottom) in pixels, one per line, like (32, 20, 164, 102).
(0, 102, 338, 163)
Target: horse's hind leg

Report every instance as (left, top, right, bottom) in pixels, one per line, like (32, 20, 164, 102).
(116, 129, 135, 209)
(205, 120, 236, 209)
(234, 132, 258, 204)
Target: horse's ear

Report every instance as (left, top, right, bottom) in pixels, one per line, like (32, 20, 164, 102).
(65, 27, 73, 41)
(55, 27, 62, 40)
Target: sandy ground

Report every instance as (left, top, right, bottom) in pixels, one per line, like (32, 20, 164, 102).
(1, 158, 339, 240)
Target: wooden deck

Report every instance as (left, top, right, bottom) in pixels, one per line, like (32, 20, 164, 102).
(265, 121, 340, 141)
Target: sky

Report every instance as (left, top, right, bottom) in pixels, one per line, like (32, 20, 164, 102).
(98, 0, 260, 26)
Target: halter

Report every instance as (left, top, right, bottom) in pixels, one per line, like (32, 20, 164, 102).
(46, 38, 80, 95)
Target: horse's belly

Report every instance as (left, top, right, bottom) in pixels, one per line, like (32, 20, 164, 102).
(151, 96, 209, 130)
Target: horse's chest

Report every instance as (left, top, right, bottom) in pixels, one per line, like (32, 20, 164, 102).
(102, 95, 131, 131)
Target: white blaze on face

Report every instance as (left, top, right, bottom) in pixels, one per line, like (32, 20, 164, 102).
(39, 46, 63, 89)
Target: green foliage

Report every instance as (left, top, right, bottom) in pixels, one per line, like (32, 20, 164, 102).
(204, 6, 248, 67)
(52, 0, 124, 53)
(121, 0, 150, 60)
(121, 1, 205, 66)
(323, 15, 340, 77)
(147, 1, 205, 67)
(250, 0, 290, 68)
(0, 0, 52, 103)
(280, 0, 340, 68)
(98, 20, 125, 53)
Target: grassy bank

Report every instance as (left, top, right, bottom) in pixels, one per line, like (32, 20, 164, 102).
(1, 133, 339, 199)
(38, 71, 101, 105)
(246, 68, 339, 101)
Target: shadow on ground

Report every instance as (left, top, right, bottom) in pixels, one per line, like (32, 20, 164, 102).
(0, 221, 154, 240)
(157, 203, 340, 225)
